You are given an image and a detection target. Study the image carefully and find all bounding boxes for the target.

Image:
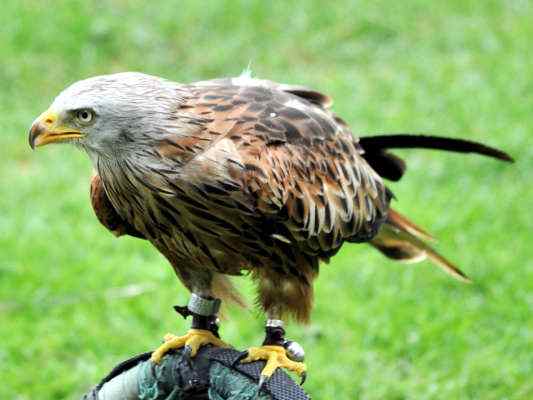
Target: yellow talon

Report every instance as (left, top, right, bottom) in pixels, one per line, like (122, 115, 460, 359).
(241, 345, 307, 378)
(150, 328, 230, 363)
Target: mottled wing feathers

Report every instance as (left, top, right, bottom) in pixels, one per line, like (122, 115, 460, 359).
(192, 76, 333, 108)
(178, 79, 391, 259)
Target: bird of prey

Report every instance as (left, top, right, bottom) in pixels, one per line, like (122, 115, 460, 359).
(29, 72, 512, 385)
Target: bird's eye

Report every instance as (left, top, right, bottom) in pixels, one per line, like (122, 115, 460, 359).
(76, 109, 94, 124)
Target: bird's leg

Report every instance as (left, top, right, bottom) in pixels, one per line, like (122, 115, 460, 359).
(238, 318, 307, 390)
(150, 293, 229, 363)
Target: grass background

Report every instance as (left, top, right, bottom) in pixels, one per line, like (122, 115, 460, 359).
(1, 1, 531, 398)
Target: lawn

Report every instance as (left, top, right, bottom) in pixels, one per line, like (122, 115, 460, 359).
(0, 1, 531, 398)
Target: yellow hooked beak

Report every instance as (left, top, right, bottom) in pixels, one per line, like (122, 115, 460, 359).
(28, 110, 84, 149)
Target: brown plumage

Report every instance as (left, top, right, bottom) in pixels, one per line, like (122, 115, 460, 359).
(31, 72, 512, 325)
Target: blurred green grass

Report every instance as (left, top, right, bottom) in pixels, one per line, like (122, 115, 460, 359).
(0, 1, 531, 398)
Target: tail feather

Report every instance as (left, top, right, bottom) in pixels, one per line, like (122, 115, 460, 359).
(386, 208, 435, 242)
(362, 134, 513, 281)
(359, 134, 514, 181)
(360, 134, 514, 161)
(371, 209, 471, 283)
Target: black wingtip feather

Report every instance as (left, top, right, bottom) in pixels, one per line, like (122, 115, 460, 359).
(359, 134, 514, 163)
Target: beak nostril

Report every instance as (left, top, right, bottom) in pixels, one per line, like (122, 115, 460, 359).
(44, 118, 54, 125)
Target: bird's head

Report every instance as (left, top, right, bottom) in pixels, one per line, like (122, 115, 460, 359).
(29, 72, 185, 157)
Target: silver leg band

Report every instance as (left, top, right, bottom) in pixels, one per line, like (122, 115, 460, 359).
(266, 319, 284, 328)
(187, 293, 221, 316)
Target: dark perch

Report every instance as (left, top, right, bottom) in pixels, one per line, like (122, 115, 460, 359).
(82, 346, 310, 400)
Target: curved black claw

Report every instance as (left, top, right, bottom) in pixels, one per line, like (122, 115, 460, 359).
(257, 374, 269, 394)
(300, 371, 307, 386)
(232, 350, 249, 367)
(181, 345, 194, 368)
